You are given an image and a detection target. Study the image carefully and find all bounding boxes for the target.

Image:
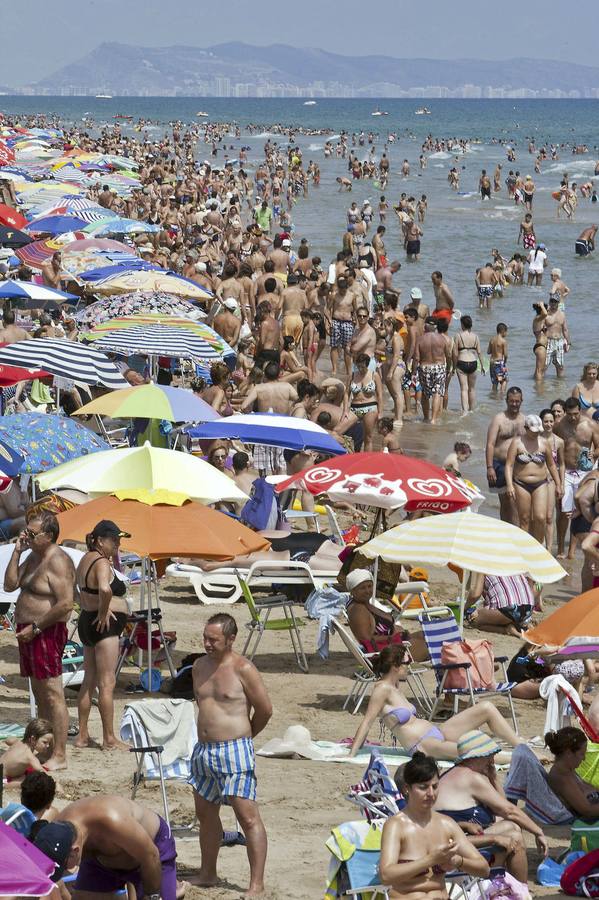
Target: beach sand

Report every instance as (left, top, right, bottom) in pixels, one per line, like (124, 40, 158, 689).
(0, 565, 582, 899)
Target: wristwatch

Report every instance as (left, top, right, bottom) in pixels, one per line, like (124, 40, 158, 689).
(31, 622, 42, 636)
(145, 894, 161, 900)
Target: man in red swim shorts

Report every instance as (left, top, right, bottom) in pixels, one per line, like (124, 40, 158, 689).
(4, 511, 75, 771)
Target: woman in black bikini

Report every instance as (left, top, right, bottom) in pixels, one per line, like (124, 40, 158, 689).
(504, 414, 562, 544)
(75, 520, 131, 751)
(532, 303, 548, 381)
(452, 315, 485, 413)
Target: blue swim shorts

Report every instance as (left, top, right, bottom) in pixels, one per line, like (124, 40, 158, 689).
(188, 737, 257, 804)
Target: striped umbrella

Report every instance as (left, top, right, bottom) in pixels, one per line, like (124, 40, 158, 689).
(0, 339, 127, 389)
(359, 510, 566, 629)
(0, 280, 76, 303)
(85, 316, 233, 364)
(75, 292, 206, 329)
(83, 217, 160, 236)
(91, 269, 213, 299)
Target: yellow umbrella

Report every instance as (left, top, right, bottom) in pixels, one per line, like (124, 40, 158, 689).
(92, 269, 212, 300)
(113, 488, 189, 506)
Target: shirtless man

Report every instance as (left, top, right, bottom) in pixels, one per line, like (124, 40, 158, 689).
(404, 220, 423, 261)
(328, 276, 355, 379)
(280, 273, 307, 343)
(254, 301, 281, 369)
(0, 308, 31, 343)
(375, 260, 401, 307)
(312, 379, 361, 450)
(475, 262, 495, 310)
(542, 296, 570, 377)
(430, 271, 454, 325)
(216, 262, 244, 308)
(575, 224, 598, 257)
(4, 512, 75, 770)
(485, 387, 526, 523)
(189, 613, 272, 896)
(413, 318, 452, 425)
(267, 236, 291, 278)
(241, 361, 298, 414)
(212, 298, 241, 348)
(33, 794, 177, 899)
(404, 287, 429, 332)
(555, 397, 599, 556)
(350, 308, 377, 364)
(40, 252, 63, 290)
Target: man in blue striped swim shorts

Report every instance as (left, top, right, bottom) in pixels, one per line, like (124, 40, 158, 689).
(189, 612, 273, 897)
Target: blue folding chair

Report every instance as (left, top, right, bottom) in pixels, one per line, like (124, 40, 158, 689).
(418, 613, 518, 732)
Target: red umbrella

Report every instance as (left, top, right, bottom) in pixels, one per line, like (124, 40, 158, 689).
(0, 364, 52, 387)
(0, 203, 28, 229)
(275, 451, 483, 512)
(0, 142, 15, 166)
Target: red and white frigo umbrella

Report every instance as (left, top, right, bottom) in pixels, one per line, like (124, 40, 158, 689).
(275, 451, 483, 513)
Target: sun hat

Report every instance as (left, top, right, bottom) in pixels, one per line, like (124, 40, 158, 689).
(410, 287, 422, 300)
(346, 568, 374, 591)
(525, 414, 543, 433)
(456, 730, 501, 761)
(258, 724, 332, 761)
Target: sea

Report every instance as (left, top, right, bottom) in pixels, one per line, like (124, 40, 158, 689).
(3, 96, 599, 505)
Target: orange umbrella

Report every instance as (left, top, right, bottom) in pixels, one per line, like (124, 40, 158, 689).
(524, 587, 599, 646)
(56, 495, 270, 560)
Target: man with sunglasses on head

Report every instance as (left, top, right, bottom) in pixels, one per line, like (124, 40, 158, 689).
(4, 511, 75, 771)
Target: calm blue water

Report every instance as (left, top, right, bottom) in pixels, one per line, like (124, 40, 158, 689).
(3, 96, 598, 507)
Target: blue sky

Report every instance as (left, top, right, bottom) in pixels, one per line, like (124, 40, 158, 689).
(7, 0, 598, 85)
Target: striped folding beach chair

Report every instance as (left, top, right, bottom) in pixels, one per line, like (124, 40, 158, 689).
(418, 613, 518, 732)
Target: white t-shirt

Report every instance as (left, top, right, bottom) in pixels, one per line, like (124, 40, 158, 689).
(527, 249, 547, 273)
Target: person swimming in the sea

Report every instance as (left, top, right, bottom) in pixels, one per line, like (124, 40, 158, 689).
(348, 645, 523, 760)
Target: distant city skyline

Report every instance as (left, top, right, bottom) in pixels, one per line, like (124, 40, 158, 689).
(3, 0, 599, 86)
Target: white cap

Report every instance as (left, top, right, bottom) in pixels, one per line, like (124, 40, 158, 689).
(410, 287, 423, 300)
(525, 414, 543, 433)
(223, 298, 238, 311)
(195, 262, 206, 272)
(346, 569, 374, 591)
(282, 238, 291, 248)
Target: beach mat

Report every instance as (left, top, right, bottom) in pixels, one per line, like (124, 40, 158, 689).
(0, 724, 25, 742)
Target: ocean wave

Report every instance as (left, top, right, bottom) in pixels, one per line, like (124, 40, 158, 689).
(308, 143, 323, 151)
(428, 151, 452, 159)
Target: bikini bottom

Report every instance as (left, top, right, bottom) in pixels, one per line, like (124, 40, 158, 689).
(407, 725, 444, 756)
(514, 478, 548, 495)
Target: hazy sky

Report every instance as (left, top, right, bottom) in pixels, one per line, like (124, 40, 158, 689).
(7, 0, 598, 85)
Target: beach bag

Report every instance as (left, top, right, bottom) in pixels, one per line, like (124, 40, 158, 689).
(472, 873, 531, 899)
(440, 638, 495, 690)
(571, 821, 599, 854)
(561, 848, 599, 896)
(240, 477, 284, 531)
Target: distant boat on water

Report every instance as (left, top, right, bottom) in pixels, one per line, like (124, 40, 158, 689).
(415, 107, 431, 115)
(196, 111, 209, 117)
(95, 94, 112, 99)
(371, 108, 388, 117)
(303, 100, 317, 106)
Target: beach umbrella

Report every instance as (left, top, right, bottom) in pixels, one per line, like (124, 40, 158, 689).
(74, 382, 221, 423)
(0, 280, 77, 303)
(275, 451, 482, 512)
(84, 217, 160, 236)
(0, 413, 109, 475)
(36, 442, 249, 504)
(74, 292, 206, 329)
(0, 438, 24, 476)
(0, 819, 56, 896)
(0, 364, 51, 386)
(0, 225, 32, 247)
(91, 269, 213, 300)
(84, 316, 234, 365)
(78, 260, 158, 282)
(26, 214, 91, 235)
(55, 493, 269, 560)
(0, 203, 28, 229)
(187, 413, 347, 456)
(0, 339, 128, 389)
(523, 587, 599, 647)
(61, 250, 141, 277)
(359, 510, 566, 630)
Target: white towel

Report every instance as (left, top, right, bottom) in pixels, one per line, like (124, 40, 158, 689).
(539, 674, 578, 735)
(121, 698, 196, 767)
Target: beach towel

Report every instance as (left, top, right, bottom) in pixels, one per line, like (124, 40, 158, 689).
(324, 820, 383, 899)
(0, 724, 25, 742)
(258, 724, 414, 767)
(120, 699, 197, 777)
(304, 586, 349, 658)
(539, 674, 578, 734)
(504, 744, 573, 825)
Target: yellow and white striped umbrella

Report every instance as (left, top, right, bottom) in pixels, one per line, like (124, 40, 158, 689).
(360, 510, 566, 584)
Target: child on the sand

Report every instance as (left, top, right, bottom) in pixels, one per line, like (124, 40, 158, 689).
(0, 718, 53, 782)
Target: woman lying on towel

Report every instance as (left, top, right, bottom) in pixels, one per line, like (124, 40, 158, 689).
(348, 646, 524, 761)
(546, 727, 599, 819)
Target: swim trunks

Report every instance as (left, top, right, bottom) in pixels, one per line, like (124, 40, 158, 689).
(431, 308, 452, 324)
(188, 737, 257, 804)
(477, 284, 494, 303)
(406, 240, 420, 256)
(330, 318, 354, 349)
(490, 458, 507, 491)
(562, 470, 586, 513)
(576, 239, 591, 256)
(489, 358, 508, 386)
(281, 314, 304, 343)
(418, 363, 446, 397)
(545, 337, 565, 369)
(17, 622, 67, 680)
(74, 816, 177, 900)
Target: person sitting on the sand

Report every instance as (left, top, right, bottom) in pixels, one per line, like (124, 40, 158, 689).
(0, 718, 53, 782)
(433, 730, 548, 881)
(464, 572, 539, 637)
(349, 645, 524, 760)
(546, 727, 599, 819)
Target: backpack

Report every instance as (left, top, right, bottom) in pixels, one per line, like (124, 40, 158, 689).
(571, 821, 599, 854)
(561, 849, 599, 896)
(240, 478, 284, 531)
(440, 638, 495, 690)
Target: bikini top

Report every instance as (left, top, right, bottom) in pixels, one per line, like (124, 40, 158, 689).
(80, 554, 127, 598)
(579, 392, 599, 410)
(516, 448, 545, 466)
(350, 379, 376, 397)
(383, 703, 417, 725)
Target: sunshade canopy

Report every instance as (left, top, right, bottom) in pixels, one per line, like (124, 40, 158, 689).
(187, 412, 346, 455)
(74, 383, 220, 423)
(524, 587, 599, 646)
(0, 339, 127, 389)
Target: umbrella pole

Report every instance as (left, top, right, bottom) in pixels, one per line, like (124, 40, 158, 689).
(145, 557, 153, 684)
(458, 569, 469, 635)
(369, 508, 382, 540)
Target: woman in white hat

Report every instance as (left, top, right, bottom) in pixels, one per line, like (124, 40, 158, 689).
(504, 414, 562, 544)
(345, 569, 407, 655)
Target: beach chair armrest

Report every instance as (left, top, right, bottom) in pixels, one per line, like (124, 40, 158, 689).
(129, 745, 164, 754)
(495, 655, 508, 663)
(432, 661, 471, 671)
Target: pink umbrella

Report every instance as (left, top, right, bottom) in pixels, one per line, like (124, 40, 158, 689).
(0, 820, 56, 895)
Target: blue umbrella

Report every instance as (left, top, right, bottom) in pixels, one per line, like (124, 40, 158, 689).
(0, 440, 25, 477)
(85, 218, 160, 236)
(80, 260, 159, 282)
(0, 413, 109, 475)
(186, 413, 347, 455)
(0, 280, 77, 302)
(26, 214, 89, 235)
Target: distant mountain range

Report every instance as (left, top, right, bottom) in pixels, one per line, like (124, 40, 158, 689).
(18, 42, 599, 96)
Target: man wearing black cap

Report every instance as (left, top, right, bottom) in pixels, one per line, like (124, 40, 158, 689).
(33, 794, 177, 898)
